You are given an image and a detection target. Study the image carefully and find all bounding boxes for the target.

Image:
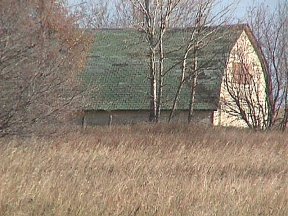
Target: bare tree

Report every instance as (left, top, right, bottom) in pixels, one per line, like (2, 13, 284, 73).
(0, 0, 92, 136)
(119, 0, 185, 122)
(113, 0, 236, 123)
(242, 1, 288, 130)
(221, 40, 268, 130)
(217, 1, 288, 130)
(72, 0, 112, 28)
(168, 0, 236, 122)
(78, 0, 236, 124)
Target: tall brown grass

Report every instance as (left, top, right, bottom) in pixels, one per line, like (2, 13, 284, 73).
(0, 124, 287, 215)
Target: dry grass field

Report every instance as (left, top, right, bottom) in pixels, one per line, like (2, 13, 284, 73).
(0, 124, 287, 216)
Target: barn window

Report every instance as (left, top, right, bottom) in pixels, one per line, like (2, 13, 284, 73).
(233, 62, 252, 85)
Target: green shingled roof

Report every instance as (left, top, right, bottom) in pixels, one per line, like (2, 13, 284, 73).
(83, 25, 245, 111)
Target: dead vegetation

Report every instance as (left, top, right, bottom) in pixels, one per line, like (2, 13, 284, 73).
(0, 124, 287, 215)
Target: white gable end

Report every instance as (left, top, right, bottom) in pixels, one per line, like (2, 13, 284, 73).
(213, 30, 267, 128)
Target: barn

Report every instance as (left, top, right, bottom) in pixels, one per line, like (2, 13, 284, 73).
(80, 24, 267, 127)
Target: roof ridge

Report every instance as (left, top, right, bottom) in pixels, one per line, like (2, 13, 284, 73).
(87, 23, 249, 32)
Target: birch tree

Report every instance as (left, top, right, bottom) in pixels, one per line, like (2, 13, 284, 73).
(114, 0, 235, 123)
(78, 0, 236, 123)
(168, 0, 235, 122)
(121, 0, 184, 122)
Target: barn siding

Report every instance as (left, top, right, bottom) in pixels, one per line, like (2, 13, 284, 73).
(80, 110, 213, 126)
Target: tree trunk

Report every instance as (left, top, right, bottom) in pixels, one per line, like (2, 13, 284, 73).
(156, 34, 164, 122)
(169, 51, 189, 122)
(188, 49, 198, 123)
(149, 48, 157, 122)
